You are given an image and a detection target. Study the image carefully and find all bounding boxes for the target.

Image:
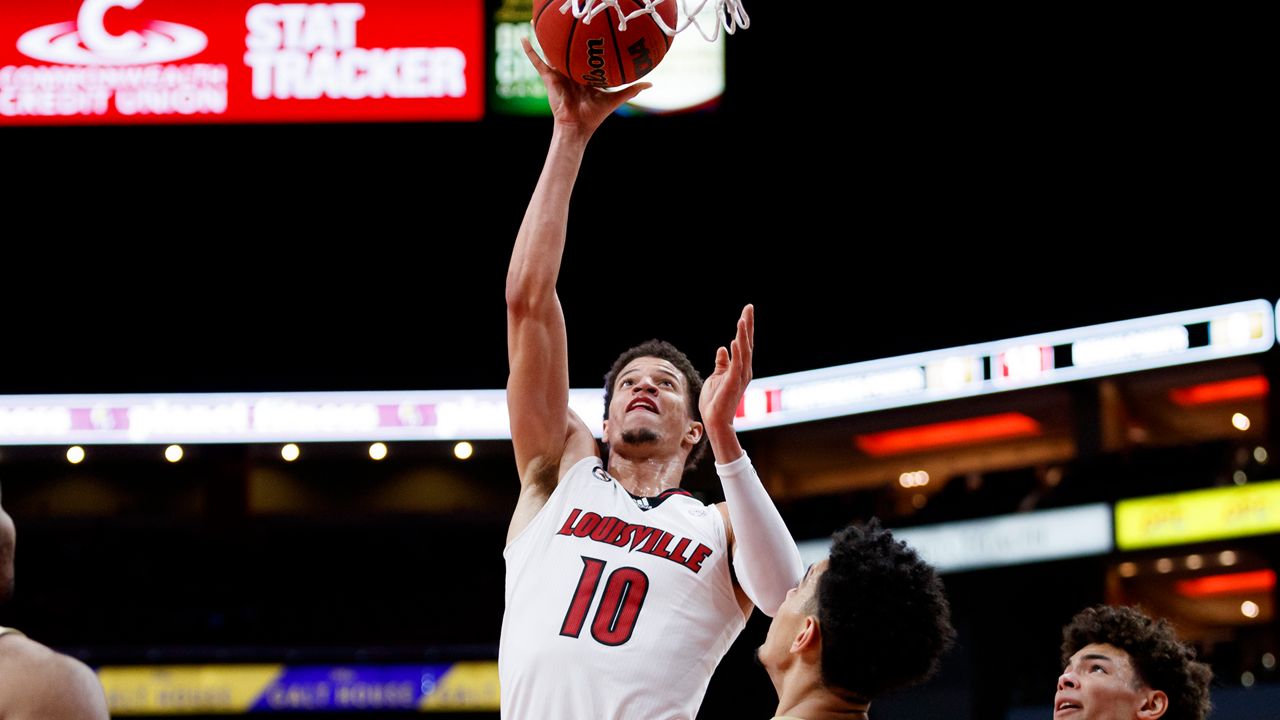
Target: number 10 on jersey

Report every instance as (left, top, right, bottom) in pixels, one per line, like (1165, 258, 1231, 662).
(560, 556, 650, 646)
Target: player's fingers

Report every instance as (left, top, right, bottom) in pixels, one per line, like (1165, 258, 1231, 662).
(715, 345, 730, 371)
(521, 37, 552, 74)
(615, 81, 651, 104)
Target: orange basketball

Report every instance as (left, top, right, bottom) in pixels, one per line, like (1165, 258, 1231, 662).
(534, 1, 676, 88)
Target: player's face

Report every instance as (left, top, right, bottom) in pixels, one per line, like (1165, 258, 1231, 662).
(0, 490, 14, 603)
(1055, 643, 1160, 720)
(758, 559, 827, 672)
(604, 356, 699, 453)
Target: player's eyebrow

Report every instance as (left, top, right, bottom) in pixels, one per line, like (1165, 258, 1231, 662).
(622, 367, 681, 384)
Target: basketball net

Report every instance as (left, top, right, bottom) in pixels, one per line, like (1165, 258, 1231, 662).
(555, 0, 749, 42)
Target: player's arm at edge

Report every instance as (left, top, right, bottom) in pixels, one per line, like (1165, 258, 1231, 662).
(505, 129, 599, 545)
(505, 38, 649, 545)
(714, 457, 803, 620)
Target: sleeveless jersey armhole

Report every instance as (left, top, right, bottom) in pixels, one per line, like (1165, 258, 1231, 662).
(503, 454, 602, 553)
(707, 502, 740, 606)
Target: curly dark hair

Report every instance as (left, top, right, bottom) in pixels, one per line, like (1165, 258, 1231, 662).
(602, 339, 708, 471)
(814, 519, 955, 700)
(1061, 605, 1212, 720)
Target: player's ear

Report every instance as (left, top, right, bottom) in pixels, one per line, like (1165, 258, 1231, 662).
(1136, 690, 1168, 719)
(791, 616, 821, 655)
(685, 420, 703, 447)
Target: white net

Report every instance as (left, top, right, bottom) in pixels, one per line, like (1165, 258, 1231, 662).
(554, 0, 750, 42)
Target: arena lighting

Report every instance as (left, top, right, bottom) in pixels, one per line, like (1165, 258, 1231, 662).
(1185, 554, 1204, 570)
(1233, 413, 1252, 431)
(1169, 375, 1269, 406)
(730, 300, 1277, 429)
(0, 389, 604, 445)
(368, 442, 388, 461)
(1176, 570, 1276, 598)
(1071, 326, 1190, 368)
(66, 445, 85, 464)
(1220, 550, 1239, 566)
(1241, 601, 1261, 619)
(856, 413, 1041, 457)
(1118, 562, 1139, 578)
(1155, 558, 1174, 574)
(899, 470, 929, 488)
(281, 443, 300, 462)
(454, 441, 474, 460)
(0, 300, 1274, 445)
(164, 444, 183, 462)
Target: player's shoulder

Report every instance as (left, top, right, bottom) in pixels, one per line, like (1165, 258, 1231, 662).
(0, 633, 107, 716)
(0, 631, 91, 680)
(0, 631, 59, 670)
(561, 453, 605, 482)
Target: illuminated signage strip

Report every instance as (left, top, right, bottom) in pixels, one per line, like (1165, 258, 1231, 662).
(100, 662, 499, 714)
(1, 0, 484, 126)
(734, 299, 1273, 430)
(1115, 479, 1280, 550)
(798, 504, 1114, 574)
(0, 390, 605, 445)
(0, 300, 1273, 445)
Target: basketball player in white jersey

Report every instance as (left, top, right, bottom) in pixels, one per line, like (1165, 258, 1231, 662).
(499, 39, 805, 719)
(0, 482, 110, 719)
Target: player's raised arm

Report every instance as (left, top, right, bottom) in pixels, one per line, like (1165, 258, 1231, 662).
(702, 305, 805, 617)
(506, 39, 649, 489)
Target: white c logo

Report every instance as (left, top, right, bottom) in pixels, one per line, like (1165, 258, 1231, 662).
(77, 0, 145, 56)
(17, 0, 208, 65)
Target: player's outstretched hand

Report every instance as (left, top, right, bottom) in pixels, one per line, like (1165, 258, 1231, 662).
(699, 304, 754, 433)
(522, 37, 649, 138)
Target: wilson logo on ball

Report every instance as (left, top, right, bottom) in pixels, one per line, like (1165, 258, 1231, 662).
(581, 38, 609, 88)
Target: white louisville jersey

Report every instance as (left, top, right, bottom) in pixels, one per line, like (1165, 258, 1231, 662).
(499, 455, 747, 720)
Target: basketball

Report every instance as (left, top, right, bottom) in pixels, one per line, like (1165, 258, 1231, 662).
(533, 1, 677, 88)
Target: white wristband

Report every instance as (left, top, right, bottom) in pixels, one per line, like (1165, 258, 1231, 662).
(717, 451, 804, 617)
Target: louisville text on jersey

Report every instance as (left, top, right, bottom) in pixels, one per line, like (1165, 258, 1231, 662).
(555, 508, 714, 573)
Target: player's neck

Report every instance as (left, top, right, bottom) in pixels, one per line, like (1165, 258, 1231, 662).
(773, 667, 870, 720)
(607, 452, 685, 497)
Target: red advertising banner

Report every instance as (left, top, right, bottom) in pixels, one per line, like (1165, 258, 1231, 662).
(0, 0, 484, 125)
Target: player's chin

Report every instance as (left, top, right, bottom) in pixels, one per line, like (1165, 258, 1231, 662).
(619, 427, 661, 445)
(752, 644, 773, 671)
